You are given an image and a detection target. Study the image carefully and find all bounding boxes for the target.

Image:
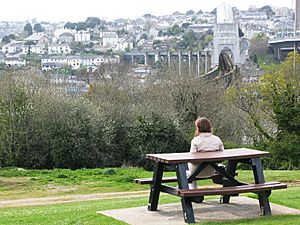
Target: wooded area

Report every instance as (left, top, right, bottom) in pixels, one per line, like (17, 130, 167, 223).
(0, 53, 299, 169)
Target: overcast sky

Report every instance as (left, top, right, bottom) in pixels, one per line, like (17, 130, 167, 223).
(0, 0, 295, 22)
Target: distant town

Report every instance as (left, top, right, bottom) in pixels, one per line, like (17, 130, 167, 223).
(0, 4, 296, 92)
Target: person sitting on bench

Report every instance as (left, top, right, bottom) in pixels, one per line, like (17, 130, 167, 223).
(188, 117, 224, 190)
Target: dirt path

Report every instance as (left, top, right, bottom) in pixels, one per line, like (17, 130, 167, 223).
(0, 190, 150, 208)
(1, 182, 299, 208)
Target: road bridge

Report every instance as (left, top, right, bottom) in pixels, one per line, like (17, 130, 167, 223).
(123, 50, 211, 76)
(269, 37, 300, 60)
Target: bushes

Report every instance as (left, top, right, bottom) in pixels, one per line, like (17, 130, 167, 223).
(0, 73, 106, 169)
(2, 61, 297, 170)
(129, 115, 189, 170)
(0, 72, 190, 169)
(266, 133, 300, 169)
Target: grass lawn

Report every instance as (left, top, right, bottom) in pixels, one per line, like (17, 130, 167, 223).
(0, 167, 299, 224)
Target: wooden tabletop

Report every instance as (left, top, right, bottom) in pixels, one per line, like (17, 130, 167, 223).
(146, 148, 270, 164)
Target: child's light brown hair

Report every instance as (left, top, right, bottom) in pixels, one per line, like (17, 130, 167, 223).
(194, 117, 212, 136)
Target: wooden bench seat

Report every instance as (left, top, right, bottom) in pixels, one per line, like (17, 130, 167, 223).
(177, 182, 287, 197)
(134, 176, 214, 185)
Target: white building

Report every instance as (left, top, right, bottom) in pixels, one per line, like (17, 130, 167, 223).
(41, 55, 119, 71)
(274, 7, 291, 18)
(1, 41, 23, 54)
(114, 38, 134, 52)
(53, 28, 75, 43)
(75, 31, 90, 42)
(5, 57, 26, 67)
(48, 44, 72, 55)
(22, 45, 46, 55)
(102, 32, 118, 47)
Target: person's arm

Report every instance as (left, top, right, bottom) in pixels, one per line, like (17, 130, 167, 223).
(214, 136, 224, 151)
(219, 142, 224, 151)
(218, 137, 224, 151)
(190, 138, 198, 153)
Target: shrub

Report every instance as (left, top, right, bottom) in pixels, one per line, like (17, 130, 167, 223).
(129, 114, 189, 170)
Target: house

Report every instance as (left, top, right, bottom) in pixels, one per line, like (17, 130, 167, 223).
(75, 31, 90, 42)
(42, 62, 63, 71)
(114, 38, 133, 52)
(4, 57, 26, 67)
(59, 32, 74, 43)
(53, 28, 75, 43)
(41, 55, 119, 71)
(22, 45, 46, 55)
(1, 41, 23, 54)
(48, 44, 72, 55)
(102, 32, 118, 47)
(24, 33, 49, 45)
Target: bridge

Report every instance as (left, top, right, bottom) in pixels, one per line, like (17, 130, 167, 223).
(212, 2, 244, 67)
(269, 37, 300, 60)
(268, 0, 300, 60)
(123, 50, 211, 76)
(123, 2, 244, 85)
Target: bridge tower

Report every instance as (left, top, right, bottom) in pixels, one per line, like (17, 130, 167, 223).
(212, 2, 241, 67)
(295, 0, 300, 36)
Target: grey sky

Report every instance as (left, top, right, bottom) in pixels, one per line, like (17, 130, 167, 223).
(0, 0, 295, 22)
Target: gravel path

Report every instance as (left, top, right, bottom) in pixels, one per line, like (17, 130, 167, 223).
(0, 190, 150, 208)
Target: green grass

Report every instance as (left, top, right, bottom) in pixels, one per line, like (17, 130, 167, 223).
(0, 188, 299, 225)
(0, 167, 157, 199)
(0, 195, 179, 225)
(0, 168, 299, 224)
(0, 167, 299, 200)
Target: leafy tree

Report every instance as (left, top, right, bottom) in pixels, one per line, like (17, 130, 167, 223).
(249, 33, 269, 57)
(171, 24, 182, 35)
(204, 35, 213, 47)
(1, 35, 11, 44)
(76, 22, 88, 31)
(33, 23, 43, 33)
(64, 22, 76, 30)
(23, 23, 33, 37)
(143, 13, 152, 18)
(116, 28, 128, 36)
(85, 17, 101, 28)
(178, 30, 198, 50)
(8, 34, 16, 40)
(129, 115, 189, 170)
(226, 53, 300, 168)
(186, 10, 195, 16)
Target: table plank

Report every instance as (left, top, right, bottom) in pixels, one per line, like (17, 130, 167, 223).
(146, 148, 270, 164)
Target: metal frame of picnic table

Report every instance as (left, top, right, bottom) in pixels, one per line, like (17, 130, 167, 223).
(146, 148, 273, 224)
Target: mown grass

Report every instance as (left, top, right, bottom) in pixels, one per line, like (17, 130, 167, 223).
(0, 187, 299, 225)
(0, 168, 299, 224)
(0, 167, 299, 200)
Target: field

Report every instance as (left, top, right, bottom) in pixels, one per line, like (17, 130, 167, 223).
(0, 167, 299, 224)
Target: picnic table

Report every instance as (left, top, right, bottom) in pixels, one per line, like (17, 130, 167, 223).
(134, 148, 287, 223)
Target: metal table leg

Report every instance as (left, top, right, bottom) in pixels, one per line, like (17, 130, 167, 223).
(176, 163, 196, 224)
(148, 162, 164, 211)
(251, 158, 272, 215)
(222, 160, 238, 203)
